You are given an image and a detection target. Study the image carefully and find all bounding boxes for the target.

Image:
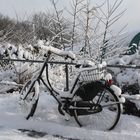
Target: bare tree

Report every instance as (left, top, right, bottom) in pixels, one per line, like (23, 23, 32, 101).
(0, 14, 15, 42)
(77, 0, 96, 57)
(32, 12, 54, 41)
(50, 0, 70, 50)
(32, 11, 71, 49)
(68, 0, 85, 50)
(95, 0, 126, 61)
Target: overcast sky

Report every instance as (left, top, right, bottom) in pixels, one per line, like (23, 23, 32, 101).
(0, 0, 140, 32)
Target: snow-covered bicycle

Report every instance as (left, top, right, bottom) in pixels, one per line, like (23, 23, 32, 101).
(19, 46, 125, 130)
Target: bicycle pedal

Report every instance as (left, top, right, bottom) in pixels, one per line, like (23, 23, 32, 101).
(63, 113, 70, 121)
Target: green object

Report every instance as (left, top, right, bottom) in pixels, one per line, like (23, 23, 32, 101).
(125, 43, 138, 55)
(129, 32, 140, 47)
(125, 32, 140, 55)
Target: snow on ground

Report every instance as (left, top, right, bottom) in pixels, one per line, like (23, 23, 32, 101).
(0, 92, 140, 140)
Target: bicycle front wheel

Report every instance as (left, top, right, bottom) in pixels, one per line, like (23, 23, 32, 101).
(74, 87, 121, 130)
(19, 80, 39, 119)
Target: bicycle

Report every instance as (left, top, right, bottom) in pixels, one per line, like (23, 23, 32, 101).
(19, 46, 125, 130)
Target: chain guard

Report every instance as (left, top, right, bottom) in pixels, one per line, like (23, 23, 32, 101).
(58, 100, 102, 116)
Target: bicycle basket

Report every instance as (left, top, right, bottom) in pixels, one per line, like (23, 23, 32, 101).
(79, 67, 106, 82)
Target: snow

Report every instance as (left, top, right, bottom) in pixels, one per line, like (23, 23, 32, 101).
(107, 46, 140, 87)
(0, 80, 22, 86)
(0, 92, 140, 139)
(77, 60, 96, 67)
(0, 47, 5, 55)
(37, 40, 76, 60)
(110, 85, 122, 96)
(122, 94, 140, 100)
(104, 73, 112, 81)
(110, 85, 125, 104)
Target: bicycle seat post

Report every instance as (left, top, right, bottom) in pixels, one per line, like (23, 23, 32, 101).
(64, 64, 69, 91)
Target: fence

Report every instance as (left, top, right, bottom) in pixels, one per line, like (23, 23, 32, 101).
(1, 58, 140, 68)
(0, 58, 140, 91)
(0, 58, 77, 91)
(0, 58, 77, 65)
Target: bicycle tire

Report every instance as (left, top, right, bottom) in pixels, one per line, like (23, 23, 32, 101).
(73, 86, 121, 130)
(19, 80, 39, 119)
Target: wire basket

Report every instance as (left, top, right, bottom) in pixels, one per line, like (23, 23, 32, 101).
(79, 67, 106, 82)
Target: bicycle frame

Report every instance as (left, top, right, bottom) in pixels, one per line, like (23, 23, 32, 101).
(25, 51, 124, 106)
(24, 52, 81, 107)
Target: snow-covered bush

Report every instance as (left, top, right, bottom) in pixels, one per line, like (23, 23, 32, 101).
(0, 40, 71, 93)
(0, 42, 39, 92)
(108, 47, 140, 87)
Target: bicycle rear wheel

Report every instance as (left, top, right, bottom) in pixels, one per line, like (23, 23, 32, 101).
(19, 80, 39, 119)
(73, 87, 121, 130)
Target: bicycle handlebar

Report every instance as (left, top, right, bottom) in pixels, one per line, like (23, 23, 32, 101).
(43, 45, 75, 60)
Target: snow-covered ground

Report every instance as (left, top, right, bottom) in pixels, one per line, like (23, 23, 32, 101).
(0, 92, 140, 140)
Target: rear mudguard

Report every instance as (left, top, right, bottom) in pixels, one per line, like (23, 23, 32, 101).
(110, 85, 125, 103)
(110, 85, 125, 112)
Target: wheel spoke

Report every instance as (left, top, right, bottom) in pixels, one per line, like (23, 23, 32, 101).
(19, 80, 39, 119)
(73, 87, 121, 130)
